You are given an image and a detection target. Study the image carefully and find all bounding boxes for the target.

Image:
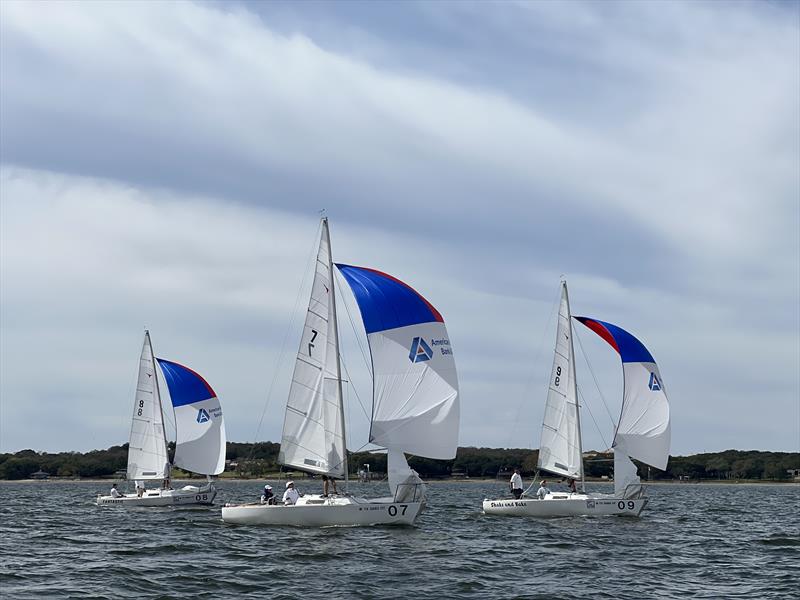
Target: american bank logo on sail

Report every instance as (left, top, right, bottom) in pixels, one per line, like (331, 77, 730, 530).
(648, 372, 662, 392)
(409, 337, 433, 363)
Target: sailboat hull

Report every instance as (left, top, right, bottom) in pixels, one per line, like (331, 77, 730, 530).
(482, 493, 648, 517)
(96, 483, 217, 507)
(221, 494, 423, 526)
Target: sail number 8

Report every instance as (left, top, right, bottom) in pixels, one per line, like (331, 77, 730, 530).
(137, 399, 144, 416)
(387, 505, 408, 517)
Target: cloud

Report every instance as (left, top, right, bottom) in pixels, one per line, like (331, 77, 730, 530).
(0, 1, 797, 454)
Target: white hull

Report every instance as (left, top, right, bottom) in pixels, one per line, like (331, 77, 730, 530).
(222, 494, 423, 526)
(482, 492, 648, 517)
(96, 483, 216, 507)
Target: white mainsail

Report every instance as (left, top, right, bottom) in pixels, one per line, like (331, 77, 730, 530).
(538, 282, 583, 480)
(279, 219, 346, 477)
(127, 331, 170, 481)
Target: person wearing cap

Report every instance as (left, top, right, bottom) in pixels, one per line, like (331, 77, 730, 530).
(261, 484, 275, 505)
(283, 481, 300, 505)
(509, 468, 524, 499)
(536, 480, 551, 500)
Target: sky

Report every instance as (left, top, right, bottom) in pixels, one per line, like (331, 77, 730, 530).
(1, 0, 798, 458)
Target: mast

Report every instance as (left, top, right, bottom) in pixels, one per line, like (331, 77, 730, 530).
(562, 281, 585, 493)
(324, 218, 349, 488)
(147, 330, 170, 476)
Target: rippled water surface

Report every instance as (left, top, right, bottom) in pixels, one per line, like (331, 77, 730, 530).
(1, 480, 797, 599)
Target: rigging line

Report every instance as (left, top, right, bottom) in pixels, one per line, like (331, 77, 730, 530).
(248, 219, 323, 462)
(574, 325, 617, 429)
(576, 383, 610, 451)
(339, 353, 371, 423)
(507, 285, 561, 448)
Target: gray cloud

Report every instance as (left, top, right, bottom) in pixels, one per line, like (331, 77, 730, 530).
(1, 1, 797, 455)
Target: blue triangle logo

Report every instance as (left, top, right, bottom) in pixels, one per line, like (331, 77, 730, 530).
(197, 408, 211, 423)
(409, 337, 433, 363)
(648, 372, 662, 392)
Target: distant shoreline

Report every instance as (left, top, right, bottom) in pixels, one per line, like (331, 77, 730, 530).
(2, 478, 797, 486)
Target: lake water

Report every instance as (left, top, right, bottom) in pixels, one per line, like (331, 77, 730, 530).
(0, 480, 797, 599)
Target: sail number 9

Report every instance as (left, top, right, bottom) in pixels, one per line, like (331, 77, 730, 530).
(554, 366, 562, 387)
(387, 504, 408, 517)
(617, 501, 635, 510)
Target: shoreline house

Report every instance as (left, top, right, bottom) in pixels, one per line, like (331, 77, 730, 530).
(31, 470, 50, 480)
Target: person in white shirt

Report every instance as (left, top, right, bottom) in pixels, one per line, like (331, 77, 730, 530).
(110, 484, 123, 498)
(536, 480, 551, 499)
(509, 468, 524, 499)
(283, 481, 300, 505)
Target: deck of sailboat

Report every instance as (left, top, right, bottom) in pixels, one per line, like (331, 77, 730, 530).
(482, 492, 648, 517)
(221, 493, 423, 526)
(96, 483, 216, 506)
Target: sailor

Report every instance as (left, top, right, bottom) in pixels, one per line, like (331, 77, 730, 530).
(110, 484, 123, 498)
(283, 481, 300, 505)
(536, 480, 551, 499)
(322, 475, 340, 497)
(567, 478, 577, 494)
(509, 468, 523, 499)
(261, 484, 275, 505)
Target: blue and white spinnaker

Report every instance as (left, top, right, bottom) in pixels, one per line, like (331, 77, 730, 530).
(157, 359, 226, 476)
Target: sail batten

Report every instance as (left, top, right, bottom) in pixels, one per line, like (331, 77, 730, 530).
(279, 219, 347, 477)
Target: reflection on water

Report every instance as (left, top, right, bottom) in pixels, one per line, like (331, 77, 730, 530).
(1, 480, 797, 599)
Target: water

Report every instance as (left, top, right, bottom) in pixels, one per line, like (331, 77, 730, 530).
(1, 480, 797, 599)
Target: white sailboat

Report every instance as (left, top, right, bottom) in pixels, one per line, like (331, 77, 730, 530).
(483, 281, 670, 517)
(222, 218, 460, 526)
(97, 331, 227, 506)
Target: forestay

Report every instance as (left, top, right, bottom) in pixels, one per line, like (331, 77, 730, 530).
(336, 264, 460, 460)
(575, 317, 671, 470)
(158, 359, 226, 476)
(127, 332, 170, 481)
(538, 282, 583, 480)
(279, 220, 346, 477)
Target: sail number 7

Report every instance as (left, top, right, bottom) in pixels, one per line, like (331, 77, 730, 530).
(308, 329, 318, 356)
(387, 505, 408, 517)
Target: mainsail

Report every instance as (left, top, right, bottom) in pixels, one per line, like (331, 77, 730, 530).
(279, 219, 346, 477)
(575, 317, 671, 471)
(157, 359, 226, 476)
(336, 264, 460, 460)
(537, 282, 583, 480)
(127, 331, 170, 481)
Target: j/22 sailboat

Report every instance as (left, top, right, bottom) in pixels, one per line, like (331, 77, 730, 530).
(483, 281, 670, 517)
(222, 218, 460, 526)
(97, 331, 226, 506)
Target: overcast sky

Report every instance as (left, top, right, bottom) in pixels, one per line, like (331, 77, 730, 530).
(1, 0, 798, 458)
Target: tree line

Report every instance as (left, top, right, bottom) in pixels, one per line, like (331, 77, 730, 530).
(0, 443, 797, 481)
